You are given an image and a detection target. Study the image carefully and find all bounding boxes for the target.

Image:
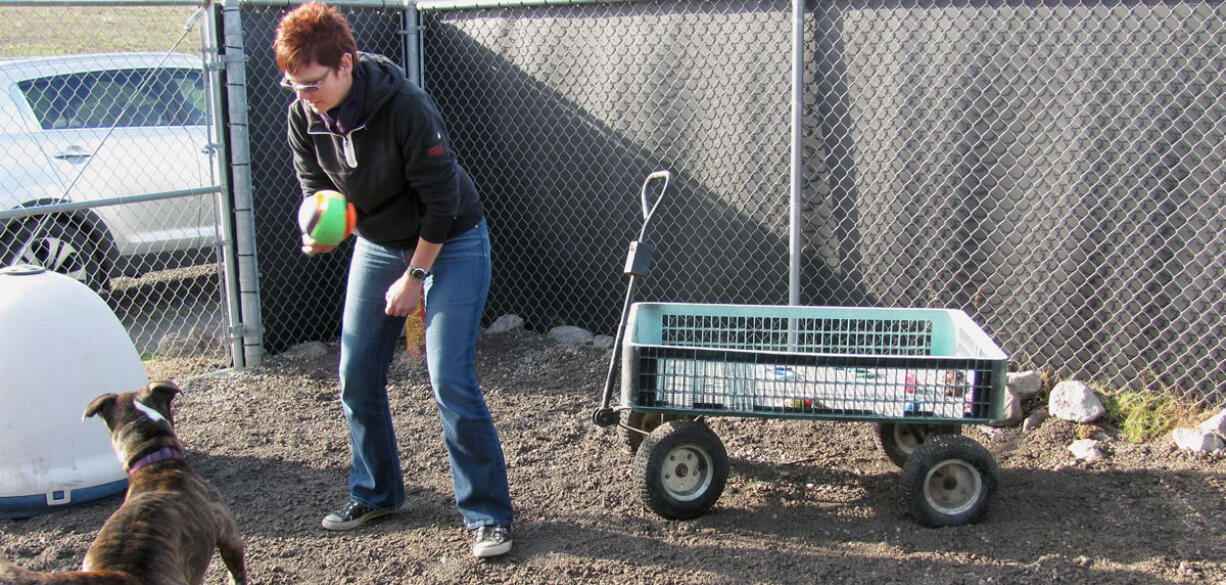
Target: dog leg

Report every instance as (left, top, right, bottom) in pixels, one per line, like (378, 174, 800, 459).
(216, 518, 247, 585)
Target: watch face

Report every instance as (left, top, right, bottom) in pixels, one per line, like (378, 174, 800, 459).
(410, 267, 428, 281)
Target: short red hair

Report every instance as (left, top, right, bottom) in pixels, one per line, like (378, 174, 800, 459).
(273, 2, 357, 74)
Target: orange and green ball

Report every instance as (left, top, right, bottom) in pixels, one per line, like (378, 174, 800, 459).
(297, 190, 356, 246)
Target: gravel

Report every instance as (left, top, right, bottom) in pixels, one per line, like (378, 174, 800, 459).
(3, 330, 1225, 585)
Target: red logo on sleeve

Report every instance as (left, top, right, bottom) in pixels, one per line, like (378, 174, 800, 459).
(427, 143, 445, 158)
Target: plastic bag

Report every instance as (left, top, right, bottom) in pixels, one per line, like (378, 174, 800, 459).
(404, 298, 425, 356)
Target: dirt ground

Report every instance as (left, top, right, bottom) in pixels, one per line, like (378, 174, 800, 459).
(3, 329, 1225, 585)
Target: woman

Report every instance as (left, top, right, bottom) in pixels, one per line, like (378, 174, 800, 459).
(274, 1, 513, 558)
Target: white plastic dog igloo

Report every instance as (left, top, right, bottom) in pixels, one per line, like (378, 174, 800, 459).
(0, 264, 147, 518)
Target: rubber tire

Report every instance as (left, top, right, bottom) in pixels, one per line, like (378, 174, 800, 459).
(620, 411, 697, 455)
(7, 219, 106, 291)
(633, 419, 728, 520)
(900, 434, 998, 527)
(878, 422, 963, 469)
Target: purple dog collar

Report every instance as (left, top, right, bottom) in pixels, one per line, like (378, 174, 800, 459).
(127, 447, 184, 477)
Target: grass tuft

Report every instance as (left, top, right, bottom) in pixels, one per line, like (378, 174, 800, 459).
(1100, 388, 1200, 444)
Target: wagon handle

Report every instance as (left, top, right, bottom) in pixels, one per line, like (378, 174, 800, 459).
(637, 170, 670, 240)
(593, 170, 673, 427)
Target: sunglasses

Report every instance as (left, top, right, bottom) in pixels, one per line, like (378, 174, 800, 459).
(280, 67, 332, 92)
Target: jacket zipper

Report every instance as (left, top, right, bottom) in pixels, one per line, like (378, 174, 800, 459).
(342, 133, 358, 168)
(306, 121, 365, 169)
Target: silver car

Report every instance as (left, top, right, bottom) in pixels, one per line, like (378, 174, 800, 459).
(0, 52, 217, 289)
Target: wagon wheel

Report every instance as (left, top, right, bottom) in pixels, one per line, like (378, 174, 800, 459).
(900, 435, 998, 527)
(620, 411, 697, 455)
(633, 419, 727, 520)
(877, 422, 962, 468)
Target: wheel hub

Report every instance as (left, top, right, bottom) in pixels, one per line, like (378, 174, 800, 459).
(897, 425, 924, 452)
(661, 446, 712, 501)
(923, 459, 982, 514)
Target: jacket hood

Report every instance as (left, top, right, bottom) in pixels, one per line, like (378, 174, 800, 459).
(358, 52, 406, 124)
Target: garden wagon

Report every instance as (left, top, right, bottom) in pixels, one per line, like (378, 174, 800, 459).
(592, 172, 1010, 527)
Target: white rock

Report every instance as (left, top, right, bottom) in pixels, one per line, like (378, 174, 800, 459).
(1197, 409, 1226, 437)
(485, 314, 524, 335)
(976, 425, 1007, 440)
(1172, 427, 1225, 452)
(549, 325, 594, 346)
(279, 340, 330, 361)
(157, 327, 221, 357)
(1048, 381, 1105, 423)
(1068, 439, 1103, 462)
(592, 335, 616, 350)
(1022, 407, 1049, 433)
(990, 386, 1023, 428)
(157, 331, 190, 357)
(1007, 370, 1043, 399)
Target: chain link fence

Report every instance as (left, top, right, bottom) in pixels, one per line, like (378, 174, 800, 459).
(0, 3, 231, 379)
(424, 0, 797, 327)
(796, 1, 1225, 405)
(232, 3, 408, 353)
(23, 0, 1215, 407)
(409, 0, 1226, 407)
(229, 0, 1226, 407)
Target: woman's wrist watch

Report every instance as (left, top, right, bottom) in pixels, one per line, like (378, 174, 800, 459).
(408, 266, 429, 282)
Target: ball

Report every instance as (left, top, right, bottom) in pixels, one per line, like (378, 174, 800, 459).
(298, 190, 356, 246)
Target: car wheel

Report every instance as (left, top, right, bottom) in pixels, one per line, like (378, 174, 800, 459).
(7, 219, 107, 291)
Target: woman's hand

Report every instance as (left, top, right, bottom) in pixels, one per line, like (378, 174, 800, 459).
(301, 233, 338, 256)
(385, 272, 423, 317)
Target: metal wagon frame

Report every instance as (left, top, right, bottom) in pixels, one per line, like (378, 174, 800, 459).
(593, 171, 1010, 527)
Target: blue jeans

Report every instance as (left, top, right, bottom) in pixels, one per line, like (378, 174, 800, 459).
(339, 219, 512, 529)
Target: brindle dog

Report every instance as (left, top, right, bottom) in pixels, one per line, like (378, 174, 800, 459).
(0, 381, 246, 585)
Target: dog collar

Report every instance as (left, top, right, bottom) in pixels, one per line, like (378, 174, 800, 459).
(127, 447, 184, 477)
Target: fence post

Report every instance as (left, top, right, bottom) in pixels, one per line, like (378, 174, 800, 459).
(404, 1, 424, 87)
(202, 2, 246, 368)
(789, 0, 804, 308)
(222, 0, 265, 365)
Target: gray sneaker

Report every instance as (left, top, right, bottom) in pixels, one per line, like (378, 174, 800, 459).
(321, 500, 392, 531)
(472, 525, 513, 558)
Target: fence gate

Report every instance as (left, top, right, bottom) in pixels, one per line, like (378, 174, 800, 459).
(0, 1, 236, 379)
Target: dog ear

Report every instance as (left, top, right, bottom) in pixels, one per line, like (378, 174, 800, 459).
(83, 394, 118, 422)
(139, 381, 182, 422)
(148, 380, 182, 402)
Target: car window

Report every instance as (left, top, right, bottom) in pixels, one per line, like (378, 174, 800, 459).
(164, 69, 208, 126)
(19, 67, 207, 130)
(19, 73, 88, 130)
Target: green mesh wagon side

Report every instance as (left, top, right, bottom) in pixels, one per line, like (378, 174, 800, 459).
(620, 303, 1009, 425)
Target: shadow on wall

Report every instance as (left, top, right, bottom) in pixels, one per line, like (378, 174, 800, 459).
(234, 1, 1226, 407)
(424, 2, 878, 337)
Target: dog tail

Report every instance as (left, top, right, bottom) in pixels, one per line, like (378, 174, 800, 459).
(0, 561, 140, 585)
(0, 559, 34, 585)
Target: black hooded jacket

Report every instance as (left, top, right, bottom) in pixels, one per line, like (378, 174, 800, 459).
(287, 53, 482, 247)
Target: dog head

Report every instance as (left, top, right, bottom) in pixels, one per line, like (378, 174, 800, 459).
(84, 381, 183, 470)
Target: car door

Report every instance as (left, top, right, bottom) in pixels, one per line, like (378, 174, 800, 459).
(19, 65, 214, 258)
